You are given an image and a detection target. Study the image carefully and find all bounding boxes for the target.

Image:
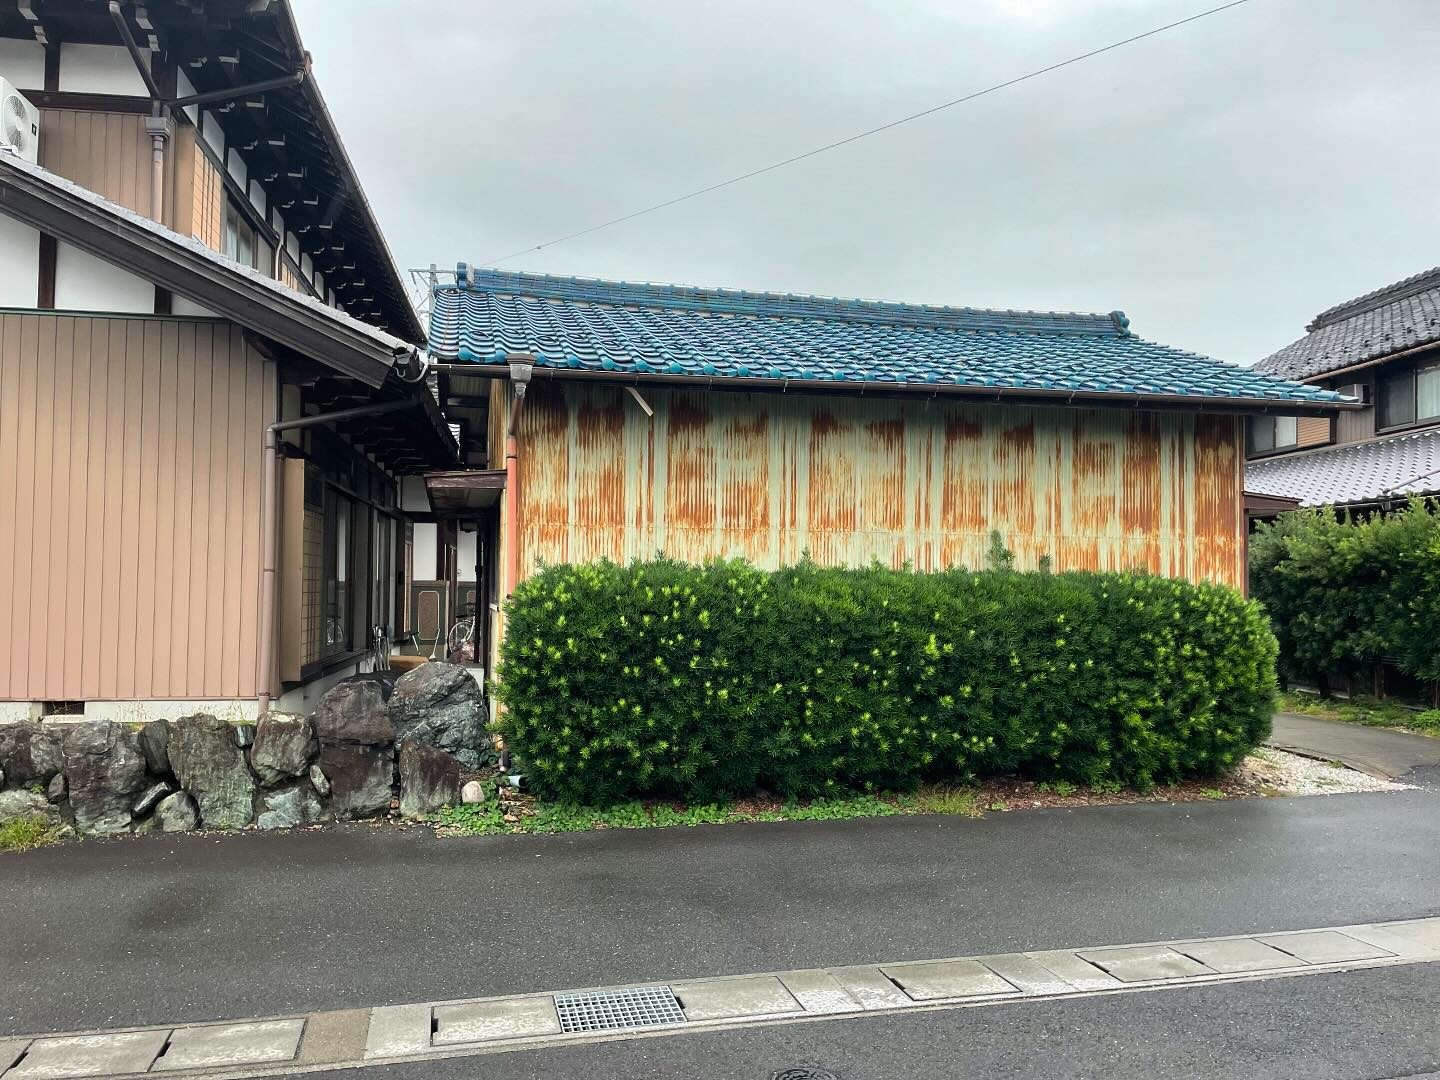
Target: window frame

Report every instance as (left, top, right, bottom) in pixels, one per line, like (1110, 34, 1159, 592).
(1247, 415, 1299, 457)
(1378, 358, 1440, 433)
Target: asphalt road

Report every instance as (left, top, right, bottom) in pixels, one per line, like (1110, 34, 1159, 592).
(1269, 712, 1440, 779)
(3, 781, 1439, 1037)
(307, 964, 1440, 1080)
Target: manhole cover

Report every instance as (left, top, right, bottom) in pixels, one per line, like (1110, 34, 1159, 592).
(772, 1070, 839, 1080)
(554, 985, 686, 1033)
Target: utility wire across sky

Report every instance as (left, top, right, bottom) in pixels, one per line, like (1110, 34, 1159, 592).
(480, 0, 1255, 268)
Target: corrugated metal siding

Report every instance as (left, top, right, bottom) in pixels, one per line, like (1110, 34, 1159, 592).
(1296, 415, 1332, 447)
(0, 313, 272, 702)
(39, 109, 175, 225)
(514, 383, 1244, 588)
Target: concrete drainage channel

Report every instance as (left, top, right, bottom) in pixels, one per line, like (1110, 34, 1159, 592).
(4, 919, 1440, 1079)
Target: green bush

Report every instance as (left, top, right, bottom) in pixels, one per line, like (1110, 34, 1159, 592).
(496, 558, 1277, 803)
(1249, 500, 1440, 689)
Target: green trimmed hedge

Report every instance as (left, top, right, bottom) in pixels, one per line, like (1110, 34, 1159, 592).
(496, 559, 1277, 803)
(1249, 500, 1440, 689)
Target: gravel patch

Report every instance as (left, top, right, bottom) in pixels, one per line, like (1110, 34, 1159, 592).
(1238, 747, 1414, 795)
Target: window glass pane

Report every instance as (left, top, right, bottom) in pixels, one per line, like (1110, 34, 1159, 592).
(1418, 365, 1440, 421)
(222, 205, 239, 261)
(1379, 370, 1417, 428)
(1274, 416, 1297, 447)
(1248, 418, 1275, 453)
(237, 223, 254, 269)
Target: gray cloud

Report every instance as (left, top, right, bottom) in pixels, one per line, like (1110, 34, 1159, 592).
(299, 0, 1440, 363)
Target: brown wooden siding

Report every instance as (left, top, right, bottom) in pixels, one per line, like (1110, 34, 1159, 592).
(39, 109, 176, 226)
(1296, 415, 1332, 448)
(512, 384, 1246, 589)
(0, 313, 272, 702)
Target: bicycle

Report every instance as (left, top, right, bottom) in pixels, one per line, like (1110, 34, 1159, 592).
(445, 604, 478, 663)
(370, 624, 392, 671)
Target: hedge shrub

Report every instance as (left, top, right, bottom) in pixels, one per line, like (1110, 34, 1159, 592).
(496, 558, 1277, 803)
(1249, 499, 1440, 689)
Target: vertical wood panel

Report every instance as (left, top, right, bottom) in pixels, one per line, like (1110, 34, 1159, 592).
(38, 110, 154, 218)
(516, 386, 1246, 590)
(0, 314, 268, 704)
(0, 316, 20, 693)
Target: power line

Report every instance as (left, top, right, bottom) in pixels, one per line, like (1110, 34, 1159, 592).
(481, 0, 1254, 267)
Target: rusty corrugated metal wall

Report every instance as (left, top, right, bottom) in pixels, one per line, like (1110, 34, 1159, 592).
(513, 382, 1244, 588)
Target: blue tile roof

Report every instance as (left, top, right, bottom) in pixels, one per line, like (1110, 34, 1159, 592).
(428, 266, 1347, 407)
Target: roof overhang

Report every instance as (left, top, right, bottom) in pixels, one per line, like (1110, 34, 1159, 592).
(0, 151, 405, 389)
(483, 364, 1361, 417)
(1243, 490, 1302, 517)
(423, 470, 506, 515)
(0, 0, 422, 340)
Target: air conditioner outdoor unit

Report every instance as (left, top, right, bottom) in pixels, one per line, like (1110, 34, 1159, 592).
(0, 77, 40, 164)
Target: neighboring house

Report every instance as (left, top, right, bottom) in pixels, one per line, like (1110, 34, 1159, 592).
(0, 1, 457, 723)
(426, 267, 1350, 672)
(1247, 267, 1440, 511)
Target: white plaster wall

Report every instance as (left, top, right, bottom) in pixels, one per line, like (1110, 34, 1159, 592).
(172, 295, 222, 319)
(0, 216, 39, 308)
(58, 44, 150, 95)
(400, 476, 430, 512)
(226, 147, 247, 187)
(413, 521, 438, 580)
(458, 529, 478, 582)
(78, 698, 257, 724)
(54, 242, 155, 313)
(201, 110, 225, 155)
(176, 69, 199, 125)
(0, 38, 46, 88)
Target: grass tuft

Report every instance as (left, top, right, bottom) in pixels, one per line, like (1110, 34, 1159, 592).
(0, 818, 66, 853)
(908, 785, 983, 818)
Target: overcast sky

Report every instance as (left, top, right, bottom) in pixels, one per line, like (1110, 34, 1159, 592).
(298, 0, 1438, 364)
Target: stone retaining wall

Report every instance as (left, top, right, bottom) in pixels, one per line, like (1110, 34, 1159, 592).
(0, 664, 491, 837)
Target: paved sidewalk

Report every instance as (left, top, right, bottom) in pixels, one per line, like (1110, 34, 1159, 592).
(1269, 712, 1440, 779)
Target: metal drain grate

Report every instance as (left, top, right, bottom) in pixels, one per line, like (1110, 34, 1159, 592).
(553, 985, 686, 1034)
(773, 1070, 839, 1080)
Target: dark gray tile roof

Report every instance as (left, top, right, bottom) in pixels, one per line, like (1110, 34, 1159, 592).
(1245, 427, 1440, 506)
(1256, 267, 1440, 381)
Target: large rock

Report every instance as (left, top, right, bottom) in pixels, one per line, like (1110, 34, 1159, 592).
(167, 714, 257, 830)
(132, 782, 175, 816)
(154, 791, 199, 832)
(398, 739, 461, 818)
(250, 714, 314, 786)
(0, 722, 65, 785)
(61, 722, 148, 835)
(256, 784, 323, 831)
(315, 745, 392, 819)
(312, 681, 393, 747)
(0, 788, 63, 827)
(387, 663, 492, 768)
(138, 720, 171, 775)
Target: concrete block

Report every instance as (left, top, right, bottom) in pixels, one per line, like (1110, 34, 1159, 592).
(882, 960, 1018, 1001)
(0, 1042, 30, 1074)
(1175, 938, 1302, 974)
(827, 966, 915, 1010)
(1370, 919, 1440, 955)
(1076, 946, 1213, 982)
(1024, 950, 1124, 991)
(777, 970, 861, 1014)
(363, 1004, 433, 1059)
(153, 1019, 304, 1071)
(6, 1029, 168, 1079)
(980, 953, 1085, 995)
(1258, 931, 1393, 965)
(672, 976, 802, 1021)
(431, 997, 561, 1045)
(295, 1010, 372, 1066)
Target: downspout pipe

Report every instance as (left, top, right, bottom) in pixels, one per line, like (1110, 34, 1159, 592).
(504, 355, 535, 604)
(257, 399, 412, 714)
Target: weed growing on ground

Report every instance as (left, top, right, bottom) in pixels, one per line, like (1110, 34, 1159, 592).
(906, 785, 983, 817)
(0, 819, 66, 853)
(1200, 789, 1227, 800)
(1036, 780, 1079, 797)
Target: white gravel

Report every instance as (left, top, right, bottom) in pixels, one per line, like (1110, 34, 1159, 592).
(1239, 747, 1414, 795)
